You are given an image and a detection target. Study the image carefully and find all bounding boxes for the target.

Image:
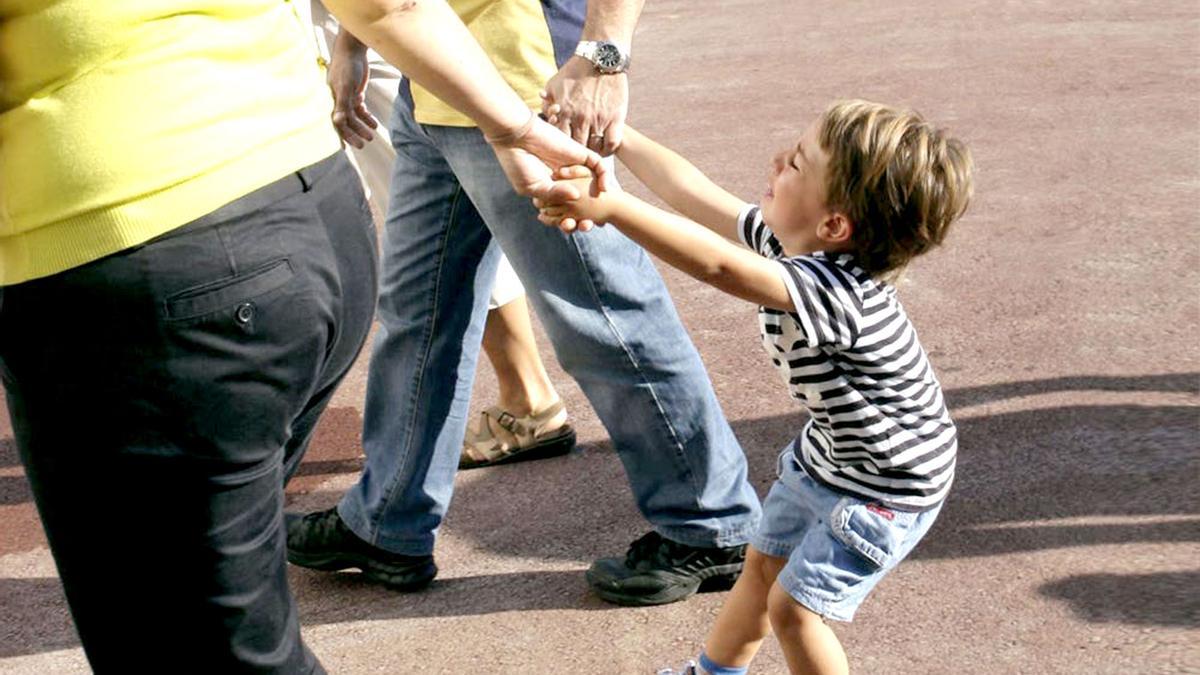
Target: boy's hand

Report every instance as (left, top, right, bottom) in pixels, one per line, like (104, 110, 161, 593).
(535, 166, 611, 233)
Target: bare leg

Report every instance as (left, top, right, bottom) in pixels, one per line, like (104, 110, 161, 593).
(481, 294, 562, 418)
(702, 547, 788, 668)
(767, 583, 849, 675)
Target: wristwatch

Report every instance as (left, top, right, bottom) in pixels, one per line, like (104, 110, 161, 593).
(574, 40, 631, 74)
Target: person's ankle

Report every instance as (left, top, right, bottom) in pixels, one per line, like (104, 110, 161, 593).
(533, 398, 568, 431)
(497, 393, 563, 422)
(697, 650, 748, 675)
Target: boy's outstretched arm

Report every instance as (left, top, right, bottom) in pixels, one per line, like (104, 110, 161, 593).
(538, 170, 792, 311)
(616, 126, 747, 241)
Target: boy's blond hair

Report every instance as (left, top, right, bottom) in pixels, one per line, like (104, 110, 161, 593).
(818, 99, 974, 278)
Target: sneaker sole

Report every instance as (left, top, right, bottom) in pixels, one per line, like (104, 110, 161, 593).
(287, 550, 436, 592)
(586, 562, 743, 607)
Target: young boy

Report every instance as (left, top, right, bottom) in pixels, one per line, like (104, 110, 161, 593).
(537, 99, 973, 674)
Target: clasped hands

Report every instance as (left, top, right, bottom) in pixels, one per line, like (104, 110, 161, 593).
(533, 165, 613, 234)
(530, 88, 620, 234)
(324, 40, 617, 233)
(485, 83, 626, 224)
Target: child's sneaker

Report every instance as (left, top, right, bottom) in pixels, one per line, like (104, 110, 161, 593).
(656, 661, 699, 675)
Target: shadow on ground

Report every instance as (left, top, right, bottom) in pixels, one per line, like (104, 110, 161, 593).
(2, 373, 1197, 657)
(0, 578, 78, 658)
(1038, 571, 1199, 627)
(292, 567, 620, 627)
(0, 438, 32, 507)
(286, 373, 1199, 627)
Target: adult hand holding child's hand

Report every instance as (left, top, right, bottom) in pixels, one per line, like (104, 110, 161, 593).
(486, 114, 616, 204)
(540, 57, 628, 157)
(535, 165, 611, 233)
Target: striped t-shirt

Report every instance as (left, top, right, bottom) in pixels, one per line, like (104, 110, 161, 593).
(738, 206, 956, 510)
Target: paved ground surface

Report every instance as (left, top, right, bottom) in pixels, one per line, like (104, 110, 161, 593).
(2, 1, 1198, 673)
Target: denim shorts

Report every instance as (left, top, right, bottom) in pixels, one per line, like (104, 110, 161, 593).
(750, 447, 943, 622)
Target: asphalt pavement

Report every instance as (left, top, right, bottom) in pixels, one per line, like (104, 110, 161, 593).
(1, 1, 1197, 672)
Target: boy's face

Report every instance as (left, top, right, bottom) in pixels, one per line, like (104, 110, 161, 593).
(762, 119, 838, 256)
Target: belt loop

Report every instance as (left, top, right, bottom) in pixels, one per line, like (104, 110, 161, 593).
(296, 167, 313, 193)
(297, 152, 340, 193)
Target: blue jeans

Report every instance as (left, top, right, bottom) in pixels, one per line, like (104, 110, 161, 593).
(338, 99, 761, 555)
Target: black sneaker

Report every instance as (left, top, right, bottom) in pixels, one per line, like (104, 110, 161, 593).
(285, 507, 437, 591)
(586, 531, 746, 606)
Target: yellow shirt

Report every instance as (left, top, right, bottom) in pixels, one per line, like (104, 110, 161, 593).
(410, 0, 572, 127)
(0, 1, 340, 285)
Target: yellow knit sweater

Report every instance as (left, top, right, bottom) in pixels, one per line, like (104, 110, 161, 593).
(0, 1, 340, 285)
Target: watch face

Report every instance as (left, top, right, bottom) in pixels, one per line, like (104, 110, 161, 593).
(595, 43, 624, 70)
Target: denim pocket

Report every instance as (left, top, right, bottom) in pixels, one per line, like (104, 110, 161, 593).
(829, 498, 912, 569)
(163, 259, 293, 321)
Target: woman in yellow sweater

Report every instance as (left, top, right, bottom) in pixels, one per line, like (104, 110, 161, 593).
(0, 1, 602, 672)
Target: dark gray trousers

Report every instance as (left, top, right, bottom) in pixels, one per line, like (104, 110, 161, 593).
(0, 152, 377, 673)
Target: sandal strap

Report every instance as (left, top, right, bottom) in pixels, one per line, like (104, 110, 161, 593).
(490, 407, 527, 437)
(526, 400, 567, 432)
(461, 401, 569, 464)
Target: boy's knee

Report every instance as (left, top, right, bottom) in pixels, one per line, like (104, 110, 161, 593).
(745, 547, 787, 588)
(766, 581, 822, 631)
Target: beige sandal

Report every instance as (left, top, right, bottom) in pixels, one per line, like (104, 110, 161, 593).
(459, 400, 576, 469)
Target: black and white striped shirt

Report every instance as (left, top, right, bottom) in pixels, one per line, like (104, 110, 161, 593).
(739, 205, 955, 510)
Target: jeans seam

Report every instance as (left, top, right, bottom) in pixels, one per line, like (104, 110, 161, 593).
(365, 182, 465, 551)
(661, 522, 756, 549)
(749, 533, 795, 559)
(564, 234, 704, 502)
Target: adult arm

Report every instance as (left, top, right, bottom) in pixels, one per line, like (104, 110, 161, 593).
(322, 0, 609, 197)
(542, 0, 644, 156)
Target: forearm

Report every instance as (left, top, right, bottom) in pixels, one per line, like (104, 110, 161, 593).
(606, 194, 785, 308)
(331, 23, 368, 56)
(323, 0, 530, 138)
(581, 0, 645, 44)
(617, 127, 746, 239)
